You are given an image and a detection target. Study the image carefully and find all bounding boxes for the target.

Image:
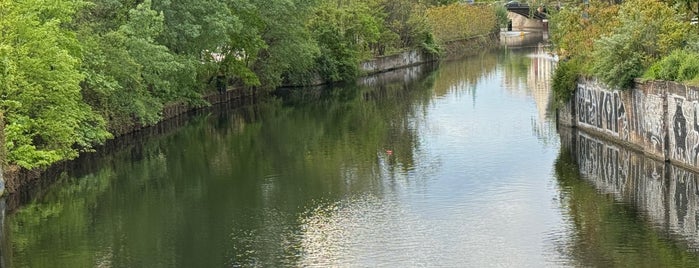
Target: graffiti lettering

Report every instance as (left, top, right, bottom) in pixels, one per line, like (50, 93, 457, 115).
(576, 83, 628, 138)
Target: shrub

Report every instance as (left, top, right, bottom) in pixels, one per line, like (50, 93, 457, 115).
(590, 0, 688, 89)
(552, 59, 582, 104)
(678, 53, 699, 82)
(646, 49, 699, 83)
(591, 33, 645, 89)
(644, 49, 686, 81)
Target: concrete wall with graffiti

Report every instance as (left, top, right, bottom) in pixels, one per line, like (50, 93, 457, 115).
(575, 79, 634, 143)
(666, 82, 699, 167)
(562, 78, 699, 169)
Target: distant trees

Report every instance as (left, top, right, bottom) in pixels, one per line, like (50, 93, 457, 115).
(0, 0, 499, 169)
(426, 3, 498, 43)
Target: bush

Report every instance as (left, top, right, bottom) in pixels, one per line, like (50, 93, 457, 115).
(645, 49, 699, 83)
(590, 0, 688, 89)
(679, 53, 699, 82)
(494, 5, 509, 29)
(644, 49, 685, 81)
(591, 33, 645, 89)
(552, 59, 582, 104)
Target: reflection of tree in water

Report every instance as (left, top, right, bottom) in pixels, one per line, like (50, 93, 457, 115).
(431, 52, 499, 99)
(5, 66, 438, 267)
(500, 48, 531, 93)
(553, 130, 699, 267)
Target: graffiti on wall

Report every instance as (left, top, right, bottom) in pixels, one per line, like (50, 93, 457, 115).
(670, 97, 699, 165)
(639, 93, 665, 155)
(577, 83, 629, 140)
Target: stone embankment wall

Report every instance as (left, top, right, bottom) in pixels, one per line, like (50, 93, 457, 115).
(360, 33, 499, 75)
(559, 78, 699, 171)
(361, 50, 434, 75)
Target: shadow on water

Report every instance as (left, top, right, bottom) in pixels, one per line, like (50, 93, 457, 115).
(556, 127, 699, 266)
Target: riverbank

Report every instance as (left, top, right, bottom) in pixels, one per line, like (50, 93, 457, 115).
(1, 33, 501, 207)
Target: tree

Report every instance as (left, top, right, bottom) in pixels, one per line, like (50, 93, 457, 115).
(78, 0, 192, 133)
(549, 1, 620, 66)
(0, 0, 110, 168)
(247, 0, 320, 88)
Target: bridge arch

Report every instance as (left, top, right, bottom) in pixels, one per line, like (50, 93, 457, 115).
(505, 3, 548, 30)
(507, 11, 546, 30)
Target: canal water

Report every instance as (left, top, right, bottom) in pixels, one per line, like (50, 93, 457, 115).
(4, 33, 699, 267)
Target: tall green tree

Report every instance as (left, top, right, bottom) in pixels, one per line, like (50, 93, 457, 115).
(152, 0, 254, 90)
(0, 0, 110, 169)
(248, 0, 320, 88)
(78, 0, 192, 133)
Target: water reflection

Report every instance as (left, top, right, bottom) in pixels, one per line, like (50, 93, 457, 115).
(3, 63, 440, 267)
(501, 30, 549, 48)
(7, 39, 675, 267)
(556, 127, 699, 266)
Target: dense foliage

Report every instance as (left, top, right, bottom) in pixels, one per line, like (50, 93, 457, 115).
(590, 0, 689, 88)
(427, 3, 498, 43)
(0, 0, 111, 168)
(550, 0, 697, 101)
(645, 49, 699, 83)
(0, 0, 498, 169)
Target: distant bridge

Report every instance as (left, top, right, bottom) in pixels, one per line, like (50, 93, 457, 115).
(505, 2, 548, 20)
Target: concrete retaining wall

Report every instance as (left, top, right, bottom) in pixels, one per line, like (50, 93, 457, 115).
(560, 78, 699, 170)
(361, 50, 433, 75)
(359, 33, 498, 75)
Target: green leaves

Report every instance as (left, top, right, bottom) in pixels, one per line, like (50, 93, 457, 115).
(0, 0, 464, 169)
(590, 0, 688, 89)
(426, 3, 497, 43)
(645, 49, 699, 84)
(80, 0, 192, 131)
(120, 0, 164, 42)
(0, 0, 110, 169)
(551, 0, 694, 89)
(552, 59, 582, 104)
